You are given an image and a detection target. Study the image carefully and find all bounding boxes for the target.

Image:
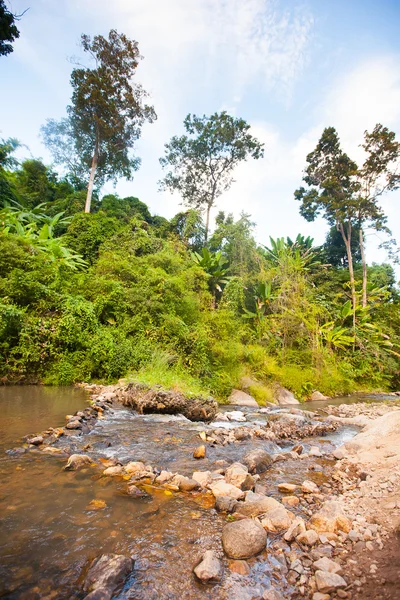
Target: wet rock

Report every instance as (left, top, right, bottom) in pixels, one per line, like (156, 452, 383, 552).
(120, 384, 218, 422)
(103, 465, 124, 476)
(315, 570, 347, 593)
(302, 480, 319, 494)
(242, 449, 273, 473)
(278, 483, 297, 493)
(124, 461, 146, 475)
(229, 389, 259, 407)
(175, 476, 200, 492)
(261, 506, 295, 532)
(83, 554, 133, 598)
(226, 410, 247, 422)
(275, 387, 299, 406)
(283, 517, 306, 542)
(64, 454, 93, 471)
(229, 560, 250, 575)
(296, 529, 319, 546)
(225, 462, 255, 491)
(193, 550, 222, 582)
(192, 470, 212, 488)
(210, 480, 245, 501)
(309, 446, 323, 457)
(292, 444, 303, 454)
(282, 496, 299, 507)
(66, 420, 82, 430)
(28, 435, 44, 446)
(309, 501, 352, 534)
(312, 594, 330, 600)
(222, 518, 267, 559)
(193, 445, 206, 459)
(87, 499, 107, 510)
(310, 391, 329, 401)
(127, 485, 148, 498)
(313, 557, 342, 574)
(84, 589, 112, 600)
(235, 492, 281, 517)
(155, 470, 174, 484)
(215, 495, 237, 513)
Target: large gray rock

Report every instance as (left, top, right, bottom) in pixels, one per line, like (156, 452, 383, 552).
(193, 550, 222, 582)
(275, 387, 299, 406)
(120, 383, 217, 422)
(228, 389, 259, 407)
(83, 554, 133, 598)
(242, 449, 273, 473)
(222, 518, 267, 559)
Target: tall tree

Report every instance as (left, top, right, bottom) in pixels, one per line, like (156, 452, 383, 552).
(42, 30, 156, 213)
(0, 0, 22, 56)
(159, 112, 264, 243)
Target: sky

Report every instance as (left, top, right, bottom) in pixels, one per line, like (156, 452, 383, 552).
(2, 0, 400, 270)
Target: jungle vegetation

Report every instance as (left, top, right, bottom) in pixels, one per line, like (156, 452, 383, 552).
(1, 29, 400, 401)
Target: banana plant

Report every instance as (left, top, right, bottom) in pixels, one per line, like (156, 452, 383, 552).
(191, 248, 230, 298)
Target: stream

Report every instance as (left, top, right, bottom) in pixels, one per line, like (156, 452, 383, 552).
(0, 386, 395, 600)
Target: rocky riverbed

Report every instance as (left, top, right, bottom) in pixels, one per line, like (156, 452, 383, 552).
(2, 384, 400, 599)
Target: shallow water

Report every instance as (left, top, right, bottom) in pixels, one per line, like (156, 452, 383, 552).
(0, 386, 362, 599)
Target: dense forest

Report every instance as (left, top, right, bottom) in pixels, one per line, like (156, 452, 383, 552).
(1, 29, 400, 400)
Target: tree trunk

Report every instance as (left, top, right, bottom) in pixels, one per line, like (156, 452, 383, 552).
(339, 222, 357, 340)
(204, 202, 212, 245)
(359, 227, 367, 308)
(85, 138, 99, 214)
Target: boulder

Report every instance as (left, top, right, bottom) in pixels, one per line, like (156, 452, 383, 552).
(242, 449, 273, 473)
(64, 454, 93, 471)
(192, 471, 212, 488)
(193, 445, 206, 459)
(210, 480, 245, 501)
(222, 519, 267, 559)
(313, 557, 342, 574)
(215, 496, 237, 513)
(83, 554, 133, 598)
(228, 389, 259, 407)
(310, 391, 329, 401)
(225, 463, 255, 491)
(315, 570, 347, 593)
(193, 550, 222, 582)
(235, 492, 282, 517)
(120, 383, 217, 422)
(275, 387, 299, 406)
(261, 506, 295, 532)
(309, 501, 352, 534)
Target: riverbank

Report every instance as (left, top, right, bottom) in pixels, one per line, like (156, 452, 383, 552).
(2, 384, 400, 599)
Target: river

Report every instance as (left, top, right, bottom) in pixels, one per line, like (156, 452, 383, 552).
(0, 386, 392, 599)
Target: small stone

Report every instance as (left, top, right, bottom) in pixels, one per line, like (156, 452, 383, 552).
(222, 518, 267, 559)
(312, 594, 330, 600)
(225, 462, 255, 491)
(28, 436, 44, 446)
(278, 483, 298, 493)
(193, 550, 222, 582)
(313, 557, 342, 574)
(192, 471, 212, 487)
(292, 444, 303, 455)
(127, 485, 147, 498)
(193, 445, 206, 459)
(263, 589, 284, 600)
(155, 470, 174, 484)
(315, 570, 347, 593)
(210, 480, 245, 501)
(282, 496, 299, 507)
(215, 496, 237, 513)
(64, 454, 93, 471)
(296, 529, 319, 546)
(229, 560, 250, 575)
(66, 420, 82, 430)
(337, 590, 348, 598)
(178, 477, 200, 492)
(284, 517, 306, 542)
(87, 499, 107, 510)
(348, 530, 359, 542)
(309, 446, 323, 457)
(302, 480, 319, 494)
(366, 541, 374, 551)
(124, 461, 146, 475)
(103, 466, 124, 476)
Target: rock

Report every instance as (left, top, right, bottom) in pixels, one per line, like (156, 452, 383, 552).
(103, 465, 124, 476)
(83, 554, 133, 598)
(292, 444, 303, 454)
(313, 557, 342, 574)
(222, 518, 267, 559)
(66, 420, 82, 430)
(121, 384, 218, 422)
(225, 463, 255, 491)
(261, 506, 294, 532)
(226, 410, 247, 422)
(213, 412, 229, 422)
(127, 485, 147, 498)
(124, 461, 146, 475)
(309, 446, 323, 457)
(193, 445, 206, 459)
(64, 454, 93, 471)
(333, 446, 346, 460)
(312, 594, 330, 600)
(177, 477, 200, 492)
(302, 480, 319, 494)
(263, 590, 285, 600)
(229, 560, 250, 575)
(315, 570, 347, 593)
(310, 391, 329, 401)
(192, 471, 212, 487)
(309, 501, 352, 534)
(215, 495, 237, 513)
(278, 483, 298, 493)
(210, 480, 245, 501)
(87, 499, 107, 510)
(193, 550, 222, 582)
(28, 435, 44, 446)
(275, 387, 299, 406)
(283, 517, 306, 542)
(296, 529, 319, 546)
(235, 492, 281, 517)
(242, 449, 273, 473)
(229, 389, 259, 407)
(155, 470, 174, 484)
(282, 496, 299, 507)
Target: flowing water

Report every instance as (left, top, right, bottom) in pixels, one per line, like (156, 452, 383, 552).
(0, 386, 385, 600)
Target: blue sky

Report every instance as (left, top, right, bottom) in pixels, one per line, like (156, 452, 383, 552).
(2, 0, 400, 269)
